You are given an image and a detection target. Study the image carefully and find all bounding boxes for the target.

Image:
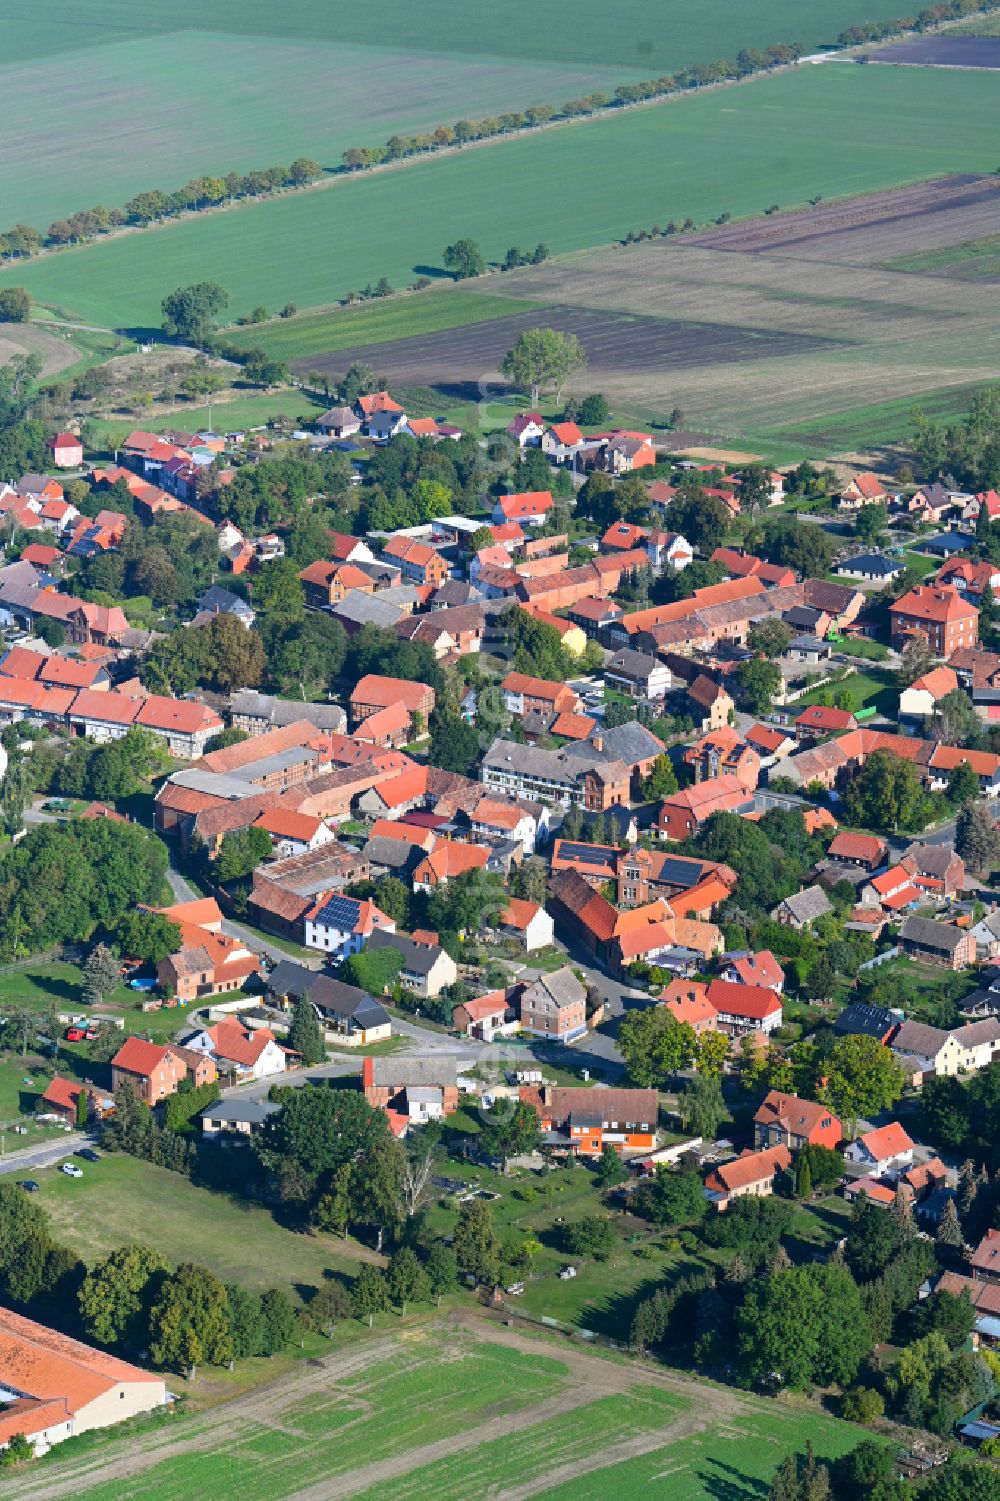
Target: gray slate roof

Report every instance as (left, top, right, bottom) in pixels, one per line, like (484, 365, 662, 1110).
(200, 1098, 281, 1126)
(777, 885, 833, 924)
(900, 915, 966, 954)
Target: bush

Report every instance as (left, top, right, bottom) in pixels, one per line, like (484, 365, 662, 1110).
(841, 1386, 885, 1424)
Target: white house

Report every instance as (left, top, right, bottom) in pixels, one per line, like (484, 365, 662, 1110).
(253, 809, 336, 860)
(845, 1122, 914, 1176)
(647, 531, 692, 572)
(304, 893, 395, 960)
(183, 1019, 287, 1081)
(367, 409, 408, 442)
(498, 898, 555, 952)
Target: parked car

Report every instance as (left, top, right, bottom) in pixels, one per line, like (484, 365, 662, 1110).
(60, 1163, 83, 1178)
(17, 1180, 39, 1192)
(76, 1148, 100, 1163)
(64, 1027, 86, 1042)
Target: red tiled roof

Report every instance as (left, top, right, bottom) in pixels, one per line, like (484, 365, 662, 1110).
(706, 979, 781, 1020)
(858, 1122, 913, 1160)
(351, 675, 432, 712)
(112, 1037, 170, 1076)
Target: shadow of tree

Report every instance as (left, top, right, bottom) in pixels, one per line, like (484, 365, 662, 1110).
(700, 1460, 771, 1500)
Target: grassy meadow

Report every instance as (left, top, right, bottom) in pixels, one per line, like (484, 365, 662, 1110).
(7, 64, 998, 330)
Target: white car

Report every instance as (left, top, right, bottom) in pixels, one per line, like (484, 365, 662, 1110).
(60, 1163, 83, 1178)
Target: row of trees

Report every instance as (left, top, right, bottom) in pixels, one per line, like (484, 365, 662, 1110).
(338, 44, 810, 173)
(0, 160, 322, 263)
(838, 0, 1000, 45)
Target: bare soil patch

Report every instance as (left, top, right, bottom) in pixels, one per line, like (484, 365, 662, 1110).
(863, 34, 1000, 65)
(670, 445, 764, 463)
(683, 172, 1000, 258)
(0, 324, 85, 379)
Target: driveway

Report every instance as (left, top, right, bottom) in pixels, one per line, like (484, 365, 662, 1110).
(0, 1131, 86, 1177)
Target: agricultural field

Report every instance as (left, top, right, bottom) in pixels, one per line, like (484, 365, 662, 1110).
(863, 33, 1000, 65)
(225, 289, 547, 362)
(6, 64, 998, 334)
(472, 167, 1000, 448)
(0, 0, 935, 226)
(881, 233, 1000, 281)
(2, 1320, 861, 1501)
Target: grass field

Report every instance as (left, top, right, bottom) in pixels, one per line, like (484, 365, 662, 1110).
(36, 1152, 372, 1293)
(12, 1322, 862, 1501)
(744, 382, 984, 457)
(7, 65, 998, 332)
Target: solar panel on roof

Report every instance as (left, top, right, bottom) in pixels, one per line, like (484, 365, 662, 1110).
(656, 857, 705, 890)
(558, 842, 614, 865)
(315, 894, 362, 930)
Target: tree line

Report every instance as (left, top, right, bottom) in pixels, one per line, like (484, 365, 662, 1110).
(338, 44, 810, 172)
(0, 159, 323, 264)
(838, 0, 1000, 45)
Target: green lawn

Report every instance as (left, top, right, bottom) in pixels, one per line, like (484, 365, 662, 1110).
(9, 64, 999, 328)
(224, 290, 547, 362)
(796, 667, 897, 715)
(86, 390, 328, 450)
(36, 1152, 371, 1295)
(0, 960, 206, 1041)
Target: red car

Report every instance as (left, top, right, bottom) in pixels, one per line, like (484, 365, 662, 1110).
(64, 1027, 86, 1042)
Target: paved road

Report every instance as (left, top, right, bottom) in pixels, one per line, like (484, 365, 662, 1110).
(165, 858, 320, 968)
(0, 1131, 86, 1177)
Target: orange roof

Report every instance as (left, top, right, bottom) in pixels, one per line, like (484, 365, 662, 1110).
(254, 807, 324, 842)
(370, 816, 435, 849)
(207, 1018, 276, 1067)
(858, 1122, 914, 1160)
(354, 701, 410, 740)
(660, 980, 716, 1029)
(372, 765, 429, 808)
(112, 1037, 171, 1077)
(200, 720, 330, 774)
(868, 864, 913, 896)
(828, 831, 886, 863)
(136, 695, 222, 735)
(0, 1305, 162, 1435)
(382, 534, 441, 569)
(415, 841, 490, 882)
(846, 471, 886, 499)
(908, 666, 959, 699)
(929, 744, 1000, 777)
(0, 646, 45, 679)
(501, 898, 542, 930)
(406, 417, 440, 437)
(157, 898, 223, 928)
(358, 391, 402, 415)
(351, 675, 432, 712)
(706, 979, 781, 1020)
(548, 421, 584, 445)
(622, 577, 765, 634)
(42, 1077, 82, 1111)
(890, 584, 978, 625)
(552, 711, 596, 740)
(502, 670, 570, 705)
(38, 656, 103, 689)
(68, 689, 140, 726)
(803, 807, 838, 834)
(707, 1144, 791, 1196)
(498, 490, 554, 519)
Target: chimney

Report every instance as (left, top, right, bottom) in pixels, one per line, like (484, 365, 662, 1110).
(541, 1084, 553, 1108)
(592, 735, 603, 752)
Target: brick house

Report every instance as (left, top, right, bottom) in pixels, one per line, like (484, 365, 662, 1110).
(111, 1038, 187, 1106)
(657, 775, 754, 841)
(519, 966, 588, 1043)
(501, 671, 580, 718)
(753, 1090, 842, 1152)
(350, 674, 435, 725)
(705, 1144, 792, 1211)
(682, 727, 760, 792)
(520, 1083, 658, 1156)
(381, 535, 448, 589)
(889, 585, 979, 655)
